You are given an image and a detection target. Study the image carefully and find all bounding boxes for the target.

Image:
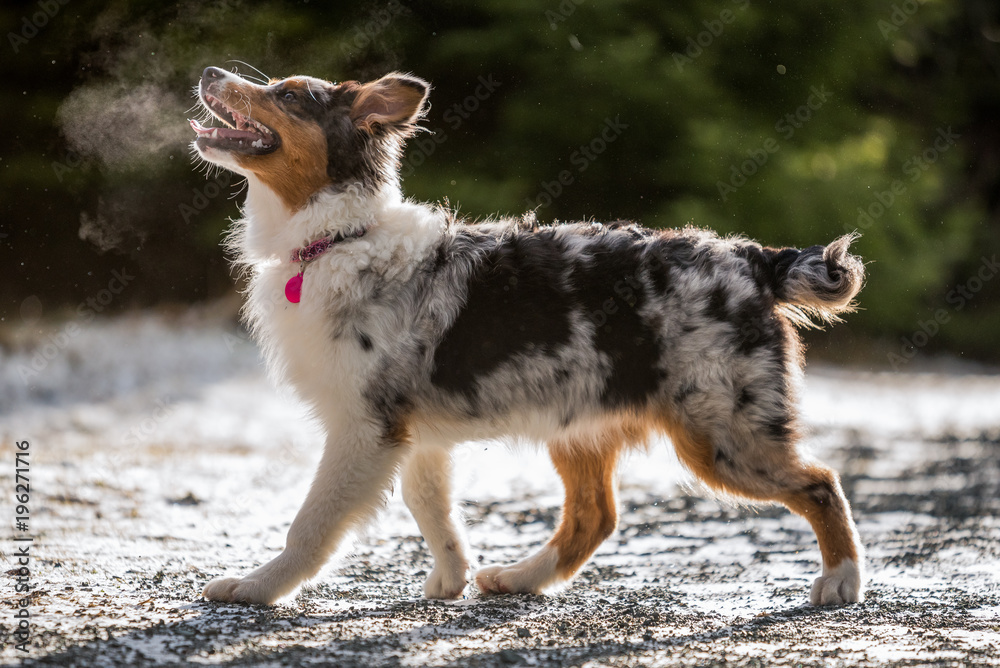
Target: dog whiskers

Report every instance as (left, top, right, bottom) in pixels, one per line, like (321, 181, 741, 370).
(226, 59, 271, 85)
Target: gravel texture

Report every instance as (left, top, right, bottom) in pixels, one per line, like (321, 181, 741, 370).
(2, 313, 999, 666)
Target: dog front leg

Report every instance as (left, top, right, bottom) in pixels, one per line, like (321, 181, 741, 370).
(401, 444, 470, 599)
(203, 422, 408, 604)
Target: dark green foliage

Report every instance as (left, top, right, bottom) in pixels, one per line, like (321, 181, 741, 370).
(1, 0, 997, 361)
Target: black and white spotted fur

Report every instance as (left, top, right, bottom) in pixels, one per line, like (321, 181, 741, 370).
(193, 68, 865, 607)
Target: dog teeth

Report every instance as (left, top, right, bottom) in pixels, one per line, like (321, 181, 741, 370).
(211, 128, 218, 139)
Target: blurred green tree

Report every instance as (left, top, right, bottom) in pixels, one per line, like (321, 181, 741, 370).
(1, 0, 997, 362)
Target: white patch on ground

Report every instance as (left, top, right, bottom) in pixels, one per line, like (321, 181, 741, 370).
(1, 309, 998, 666)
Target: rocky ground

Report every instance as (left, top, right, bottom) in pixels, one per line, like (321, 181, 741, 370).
(2, 312, 999, 666)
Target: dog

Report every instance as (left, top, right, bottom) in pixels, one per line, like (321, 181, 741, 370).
(190, 66, 865, 607)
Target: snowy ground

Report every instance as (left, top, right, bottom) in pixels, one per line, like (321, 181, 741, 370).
(2, 309, 999, 667)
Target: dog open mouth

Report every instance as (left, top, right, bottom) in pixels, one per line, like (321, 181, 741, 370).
(190, 93, 279, 155)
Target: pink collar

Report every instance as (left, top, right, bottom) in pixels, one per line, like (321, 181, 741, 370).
(289, 227, 367, 263)
(285, 227, 367, 303)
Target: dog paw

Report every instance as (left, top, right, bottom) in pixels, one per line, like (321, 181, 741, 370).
(475, 563, 554, 595)
(476, 547, 560, 595)
(424, 564, 467, 599)
(203, 576, 281, 605)
(810, 559, 863, 606)
(203, 577, 243, 602)
(476, 564, 527, 595)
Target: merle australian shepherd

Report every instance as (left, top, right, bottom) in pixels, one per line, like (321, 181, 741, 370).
(190, 67, 865, 607)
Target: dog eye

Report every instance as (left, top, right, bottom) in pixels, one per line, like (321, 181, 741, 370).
(282, 91, 296, 101)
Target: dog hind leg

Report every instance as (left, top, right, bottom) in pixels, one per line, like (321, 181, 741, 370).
(667, 417, 864, 605)
(476, 437, 622, 595)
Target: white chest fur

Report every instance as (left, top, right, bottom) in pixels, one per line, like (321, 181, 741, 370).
(236, 180, 447, 420)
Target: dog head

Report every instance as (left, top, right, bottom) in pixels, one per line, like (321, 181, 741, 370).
(191, 66, 429, 211)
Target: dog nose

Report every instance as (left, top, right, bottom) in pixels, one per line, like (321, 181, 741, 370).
(202, 66, 227, 82)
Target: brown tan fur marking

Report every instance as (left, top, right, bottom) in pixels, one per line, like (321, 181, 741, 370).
(662, 417, 859, 571)
(351, 78, 427, 133)
(207, 78, 332, 212)
(548, 439, 623, 579)
(778, 466, 859, 568)
(235, 88, 330, 212)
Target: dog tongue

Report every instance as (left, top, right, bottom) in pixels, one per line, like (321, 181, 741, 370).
(189, 118, 215, 135)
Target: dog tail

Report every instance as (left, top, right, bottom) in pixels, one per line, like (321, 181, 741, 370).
(769, 233, 865, 327)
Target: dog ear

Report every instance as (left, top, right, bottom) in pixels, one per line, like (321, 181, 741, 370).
(350, 73, 429, 135)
